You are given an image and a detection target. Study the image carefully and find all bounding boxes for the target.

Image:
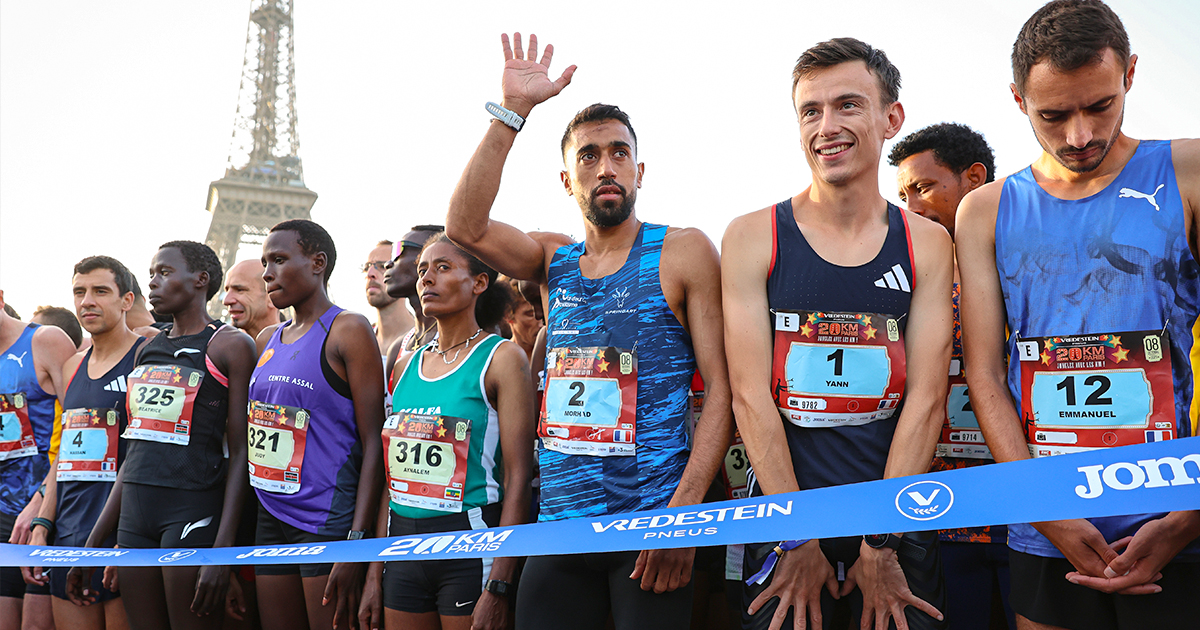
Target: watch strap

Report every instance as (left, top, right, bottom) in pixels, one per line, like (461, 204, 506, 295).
(485, 579, 512, 598)
(485, 102, 525, 131)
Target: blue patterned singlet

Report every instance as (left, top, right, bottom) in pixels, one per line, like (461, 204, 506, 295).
(0, 324, 57, 515)
(996, 140, 1200, 559)
(539, 223, 695, 521)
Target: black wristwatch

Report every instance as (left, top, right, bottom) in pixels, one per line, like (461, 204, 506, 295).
(484, 579, 513, 599)
(863, 533, 902, 551)
(346, 530, 369, 540)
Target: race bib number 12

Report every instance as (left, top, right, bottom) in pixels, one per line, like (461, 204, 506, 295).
(1020, 330, 1175, 457)
(539, 346, 637, 457)
(247, 400, 309, 494)
(57, 408, 120, 481)
(771, 311, 906, 427)
(0, 393, 37, 461)
(124, 365, 203, 446)
(383, 412, 470, 513)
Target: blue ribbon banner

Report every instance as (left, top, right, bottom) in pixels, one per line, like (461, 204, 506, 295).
(3, 438, 1198, 568)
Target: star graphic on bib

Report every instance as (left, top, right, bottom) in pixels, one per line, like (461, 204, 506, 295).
(173, 374, 182, 383)
(436, 417, 444, 427)
(1108, 335, 1122, 348)
(863, 325, 877, 340)
(1112, 346, 1130, 363)
(799, 323, 814, 337)
(437, 427, 447, 438)
(860, 315, 872, 326)
(1041, 349, 1053, 366)
(806, 313, 819, 325)
(278, 413, 288, 425)
(597, 358, 610, 373)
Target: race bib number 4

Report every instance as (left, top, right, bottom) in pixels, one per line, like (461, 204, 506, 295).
(383, 412, 470, 513)
(57, 408, 120, 481)
(247, 400, 309, 494)
(0, 393, 37, 461)
(123, 365, 202, 446)
(539, 346, 637, 457)
(771, 311, 906, 427)
(1020, 330, 1175, 457)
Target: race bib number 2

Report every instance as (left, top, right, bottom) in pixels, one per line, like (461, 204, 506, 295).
(57, 408, 120, 481)
(123, 365, 203, 446)
(771, 311, 906, 427)
(0, 393, 37, 461)
(383, 412, 470, 513)
(539, 346, 637, 457)
(247, 400, 309, 494)
(1020, 330, 1175, 457)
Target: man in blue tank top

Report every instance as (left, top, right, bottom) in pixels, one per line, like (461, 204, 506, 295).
(445, 32, 733, 630)
(722, 38, 954, 630)
(956, 2, 1200, 629)
(0, 290, 76, 630)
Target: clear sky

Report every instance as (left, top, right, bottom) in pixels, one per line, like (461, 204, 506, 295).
(2, 0, 1197, 324)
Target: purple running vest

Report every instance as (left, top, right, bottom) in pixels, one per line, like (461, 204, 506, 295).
(249, 306, 361, 536)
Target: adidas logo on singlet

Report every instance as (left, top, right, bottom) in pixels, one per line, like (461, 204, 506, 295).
(103, 376, 127, 393)
(873, 264, 911, 293)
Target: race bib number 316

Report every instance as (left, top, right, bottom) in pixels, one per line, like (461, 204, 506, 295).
(1019, 330, 1175, 457)
(247, 400, 309, 494)
(123, 365, 202, 446)
(539, 346, 637, 457)
(383, 412, 470, 513)
(0, 393, 37, 461)
(771, 311, 906, 427)
(57, 408, 120, 481)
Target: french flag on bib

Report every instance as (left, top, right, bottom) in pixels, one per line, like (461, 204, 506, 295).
(1145, 430, 1172, 442)
(614, 430, 633, 443)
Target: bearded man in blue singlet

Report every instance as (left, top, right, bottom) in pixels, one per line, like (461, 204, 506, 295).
(956, 2, 1200, 629)
(444, 32, 733, 630)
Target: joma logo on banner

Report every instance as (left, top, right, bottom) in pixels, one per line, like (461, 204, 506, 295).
(1075, 454, 1200, 499)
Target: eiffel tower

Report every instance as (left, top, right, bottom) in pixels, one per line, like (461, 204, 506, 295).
(204, 0, 316, 312)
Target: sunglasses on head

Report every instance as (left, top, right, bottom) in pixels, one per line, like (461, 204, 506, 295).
(391, 240, 424, 261)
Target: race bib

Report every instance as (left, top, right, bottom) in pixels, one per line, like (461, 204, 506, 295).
(56, 408, 120, 481)
(246, 400, 309, 494)
(0, 393, 37, 461)
(771, 311, 906, 427)
(539, 346, 637, 457)
(722, 431, 749, 500)
(1019, 330, 1175, 457)
(123, 365, 203, 446)
(383, 412, 470, 513)
(934, 361, 993, 460)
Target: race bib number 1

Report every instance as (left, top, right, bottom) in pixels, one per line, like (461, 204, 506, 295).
(124, 365, 203, 446)
(0, 393, 37, 461)
(247, 400, 309, 494)
(383, 412, 470, 513)
(1020, 330, 1175, 457)
(57, 408, 120, 481)
(771, 311, 906, 427)
(539, 346, 637, 457)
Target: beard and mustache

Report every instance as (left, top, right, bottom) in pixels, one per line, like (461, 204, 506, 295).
(581, 178, 636, 228)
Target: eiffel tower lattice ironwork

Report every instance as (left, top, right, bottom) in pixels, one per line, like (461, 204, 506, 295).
(204, 0, 316, 310)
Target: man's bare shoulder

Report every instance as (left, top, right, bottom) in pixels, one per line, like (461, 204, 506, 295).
(1171, 138, 1200, 185)
(529, 231, 575, 251)
(956, 176, 1009, 229)
(722, 206, 776, 252)
(904, 208, 952, 246)
(31, 324, 75, 358)
(662, 226, 719, 257)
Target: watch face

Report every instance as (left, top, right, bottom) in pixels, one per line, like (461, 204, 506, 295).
(864, 534, 888, 547)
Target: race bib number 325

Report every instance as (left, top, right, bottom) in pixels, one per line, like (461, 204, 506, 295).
(771, 311, 906, 427)
(1019, 330, 1175, 457)
(383, 412, 470, 513)
(247, 400, 309, 494)
(123, 365, 203, 446)
(0, 393, 37, 461)
(539, 346, 637, 457)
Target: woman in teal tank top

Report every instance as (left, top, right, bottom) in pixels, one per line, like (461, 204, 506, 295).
(364, 234, 534, 630)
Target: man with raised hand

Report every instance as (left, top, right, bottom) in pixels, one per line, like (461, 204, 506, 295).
(721, 38, 953, 630)
(890, 123, 1014, 630)
(956, 1, 1200, 628)
(445, 32, 733, 630)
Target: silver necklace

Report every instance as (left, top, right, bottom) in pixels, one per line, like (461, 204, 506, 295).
(430, 328, 483, 365)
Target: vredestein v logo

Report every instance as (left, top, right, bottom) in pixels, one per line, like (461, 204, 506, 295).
(1074, 454, 1200, 499)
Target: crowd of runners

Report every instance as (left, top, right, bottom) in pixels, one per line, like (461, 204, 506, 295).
(1, 2, 1197, 629)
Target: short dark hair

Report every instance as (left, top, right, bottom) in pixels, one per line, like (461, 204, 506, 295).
(409, 224, 444, 234)
(888, 123, 997, 183)
(74, 255, 136, 298)
(793, 38, 901, 105)
(271, 219, 337, 284)
(423, 233, 510, 331)
(1012, 0, 1130, 96)
(159, 241, 223, 300)
(32, 306, 83, 349)
(2, 304, 18, 320)
(130, 274, 143, 299)
(560, 104, 638, 159)
(376, 239, 393, 249)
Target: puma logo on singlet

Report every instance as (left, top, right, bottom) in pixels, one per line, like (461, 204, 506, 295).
(103, 376, 127, 393)
(5, 352, 27, 368)
(173, 348, 202, 358)
(1118, 184, 1165, 212)
(873, 264, 911, 293)
(181, 516, 213, 539)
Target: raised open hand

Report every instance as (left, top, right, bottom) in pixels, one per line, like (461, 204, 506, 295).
(500, 33, 576, 116)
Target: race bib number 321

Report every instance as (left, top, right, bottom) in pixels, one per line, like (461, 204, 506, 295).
(771, 311, 906, 427)
(123, 365, 203, 446)
(1019, 330, 1175, 457)
(247, 400, 309, 494)
(539, 346, 637, 457)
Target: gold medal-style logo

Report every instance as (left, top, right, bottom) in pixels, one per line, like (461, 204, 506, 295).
(14, 393, 25, 408)
(106, 410, 117, 426)
(188, 372, 201, 388)
(1143, 335, 1164, 363)
(455, 421, 468, 442)
(887, 319, 900, 342)
(620, 352, 633, 375)
(295, 410, 309, 430)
